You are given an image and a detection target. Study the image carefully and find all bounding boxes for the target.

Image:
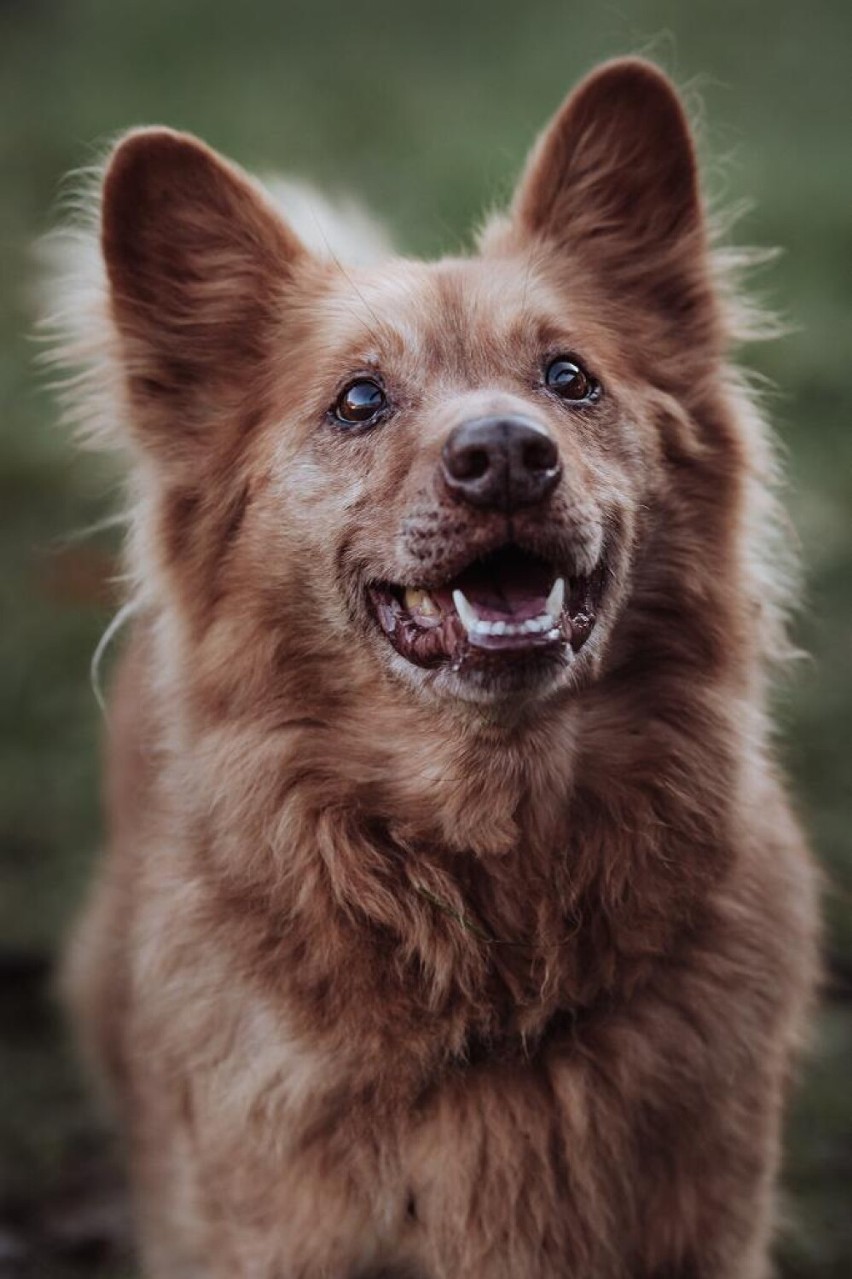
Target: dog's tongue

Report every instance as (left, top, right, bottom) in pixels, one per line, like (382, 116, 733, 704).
(436, 550, 554, 622)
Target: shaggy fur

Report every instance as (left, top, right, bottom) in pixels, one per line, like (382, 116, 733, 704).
(49, 59, 818, 1278)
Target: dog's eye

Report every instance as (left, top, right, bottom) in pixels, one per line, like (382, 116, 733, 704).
(544, 356, 600, 403)
(333, 378, 388, 428)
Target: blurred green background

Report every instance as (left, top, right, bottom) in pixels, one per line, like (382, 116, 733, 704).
(0, 0, 849, 1275)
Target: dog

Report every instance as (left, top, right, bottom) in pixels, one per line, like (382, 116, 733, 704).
(49, 57, 819, 1278)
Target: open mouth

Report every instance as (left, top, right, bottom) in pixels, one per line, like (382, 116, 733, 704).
(368, 546, 605, 671)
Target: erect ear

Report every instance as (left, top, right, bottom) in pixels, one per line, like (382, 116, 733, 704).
(509, 59, 720, 370)
(101, 128, 306, 454)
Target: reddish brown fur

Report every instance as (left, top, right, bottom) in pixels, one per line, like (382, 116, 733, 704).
(55, 59, 818, 1278)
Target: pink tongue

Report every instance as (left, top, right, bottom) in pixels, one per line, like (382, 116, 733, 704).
(436, 551, 553, 623)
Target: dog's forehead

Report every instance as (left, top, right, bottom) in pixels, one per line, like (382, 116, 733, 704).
(313, 255, 572, 376)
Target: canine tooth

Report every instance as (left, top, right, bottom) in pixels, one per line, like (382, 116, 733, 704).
(452, 589, 479, 634)
(545, 577, 566, 620)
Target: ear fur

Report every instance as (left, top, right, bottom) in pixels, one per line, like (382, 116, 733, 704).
(504, 59, 721, 371)
(101, 128, 306, 453)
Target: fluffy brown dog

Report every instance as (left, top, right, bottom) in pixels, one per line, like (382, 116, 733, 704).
(53, 58, 818, 1278)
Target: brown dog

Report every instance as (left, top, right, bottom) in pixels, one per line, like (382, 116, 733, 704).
(52, 58, 818, 1278)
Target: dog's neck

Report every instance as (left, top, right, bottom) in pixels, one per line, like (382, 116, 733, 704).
(157, 619, 741, 1059)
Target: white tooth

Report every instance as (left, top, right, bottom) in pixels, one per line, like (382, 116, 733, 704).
(492, 621, 507, 636)
(545, 577, 565, 620)
(452, 589, 479, 635)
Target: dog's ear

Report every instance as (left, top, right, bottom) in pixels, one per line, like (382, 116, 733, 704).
(509, 59, 719, 369)
(102, 128, 306, 456)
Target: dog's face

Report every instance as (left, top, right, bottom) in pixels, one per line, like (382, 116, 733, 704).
(102, 60, 721, 713)
(267, 256, 639, 705)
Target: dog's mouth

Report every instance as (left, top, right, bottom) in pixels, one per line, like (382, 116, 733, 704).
(368, 546, 605, 671)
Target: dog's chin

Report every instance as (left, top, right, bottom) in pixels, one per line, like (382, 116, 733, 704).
(365, 545, 608, 706)
(395, 644, 593, 709)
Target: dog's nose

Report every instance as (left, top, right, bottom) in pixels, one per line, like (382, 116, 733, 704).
(441, 416, 561, 512)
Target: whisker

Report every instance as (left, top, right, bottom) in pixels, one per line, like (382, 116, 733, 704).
(90, 598, 139, 715)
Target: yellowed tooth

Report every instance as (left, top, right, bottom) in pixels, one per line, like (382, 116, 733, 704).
(404, 587, 439, 616)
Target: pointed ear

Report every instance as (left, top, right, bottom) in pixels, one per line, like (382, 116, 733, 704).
(101, 128, 306, 454)
(509, 59, 719, 369)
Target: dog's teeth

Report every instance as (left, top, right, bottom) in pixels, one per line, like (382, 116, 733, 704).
(404, 587, 439, 617)
(452, 589, 565, 642)
(545, 577, 565, 621)
(452, 589, 479, 634)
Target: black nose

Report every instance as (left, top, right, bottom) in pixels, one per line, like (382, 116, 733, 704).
(441, 415, 561, 512)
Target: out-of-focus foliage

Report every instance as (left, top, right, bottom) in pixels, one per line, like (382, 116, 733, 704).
(0, 1, 849, 1274)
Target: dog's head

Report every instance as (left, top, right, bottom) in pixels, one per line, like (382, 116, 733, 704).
(99, 60, 738, 717)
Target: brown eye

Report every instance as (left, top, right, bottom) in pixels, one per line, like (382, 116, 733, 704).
(544, 356, 599, 403)
(333, 378, 388, 428)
